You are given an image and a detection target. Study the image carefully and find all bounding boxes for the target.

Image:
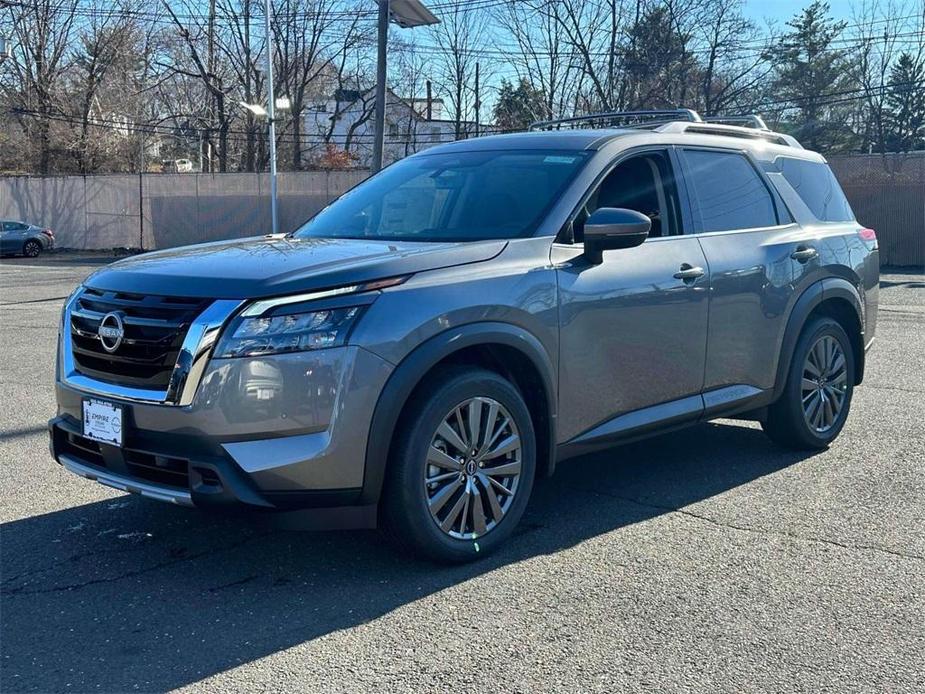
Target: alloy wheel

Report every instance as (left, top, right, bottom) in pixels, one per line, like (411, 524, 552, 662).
(23, 241, 41, 258)
(424, 396, 522, 540)
(801, 334, 848, 433)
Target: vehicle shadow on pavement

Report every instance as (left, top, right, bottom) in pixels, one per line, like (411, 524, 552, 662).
(0, 420, 814, 692)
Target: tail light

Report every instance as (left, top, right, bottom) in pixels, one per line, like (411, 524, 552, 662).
(858, 228, 876, 241)
(41, 229, 54, 238)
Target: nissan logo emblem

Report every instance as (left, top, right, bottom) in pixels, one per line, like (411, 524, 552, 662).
(97, 312, 125, 353)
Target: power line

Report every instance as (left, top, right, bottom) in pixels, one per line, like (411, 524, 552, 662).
(12, 77, 924, 144)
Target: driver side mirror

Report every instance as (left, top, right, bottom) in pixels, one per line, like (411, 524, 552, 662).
(583, 207, 650, 264)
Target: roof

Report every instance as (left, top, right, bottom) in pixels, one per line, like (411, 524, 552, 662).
(413, 123, 823, 162)
(421, 129, 634, 154)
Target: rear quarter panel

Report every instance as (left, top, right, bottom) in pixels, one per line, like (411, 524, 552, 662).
(698, 222, 875, 393)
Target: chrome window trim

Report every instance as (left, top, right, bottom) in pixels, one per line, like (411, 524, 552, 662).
(60, 289, 242, 406)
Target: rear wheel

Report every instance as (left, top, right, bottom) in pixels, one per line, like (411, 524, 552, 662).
(22, 240, 42, 258)
(381, 366, 536, 563)
(763, 317, 855, 450)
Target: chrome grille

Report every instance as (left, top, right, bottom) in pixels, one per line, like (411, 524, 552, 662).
(69, 288, 210, 389)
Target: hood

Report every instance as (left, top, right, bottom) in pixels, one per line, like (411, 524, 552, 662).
(83, 235, 507, 299)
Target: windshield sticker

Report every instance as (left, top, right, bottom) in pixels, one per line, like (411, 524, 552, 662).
(544, 156, 578, 164)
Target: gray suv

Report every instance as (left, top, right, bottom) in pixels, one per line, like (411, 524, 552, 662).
(50, 110, 879, 562)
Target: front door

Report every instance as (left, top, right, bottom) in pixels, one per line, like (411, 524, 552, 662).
(555, 149, 710, 444)
(0, 222, 16, 254)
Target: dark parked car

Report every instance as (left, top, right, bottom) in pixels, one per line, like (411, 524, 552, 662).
(49, 109, 879, 562)
(1, 220, 55, 257)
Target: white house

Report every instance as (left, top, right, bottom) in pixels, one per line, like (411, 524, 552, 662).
(305, 88, 495, 168)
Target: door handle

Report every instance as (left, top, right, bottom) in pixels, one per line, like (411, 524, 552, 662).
(674, 264, 705, 281)
(791, 246, 818, 262)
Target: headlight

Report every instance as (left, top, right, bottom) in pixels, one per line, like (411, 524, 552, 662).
(213, 306, 363, 358)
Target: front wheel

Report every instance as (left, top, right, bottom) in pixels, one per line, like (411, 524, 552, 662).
(763, 317, 855, 450)
(381, 366, 536, 563)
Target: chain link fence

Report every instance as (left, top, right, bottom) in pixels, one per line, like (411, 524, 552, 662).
(0, 171, 368, 251)
(0, 155, 921, 266)
(827, 152, 924, 268)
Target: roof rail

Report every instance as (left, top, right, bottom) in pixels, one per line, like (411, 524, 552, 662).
(656, 120, 803, 149)
(529, 108, 702, 131)
(703, 114, 769, 130)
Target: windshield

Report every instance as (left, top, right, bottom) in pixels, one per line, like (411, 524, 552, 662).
(294, 149, 590, 242)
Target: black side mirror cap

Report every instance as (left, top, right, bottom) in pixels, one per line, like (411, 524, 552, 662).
(583, 208, 651, 264)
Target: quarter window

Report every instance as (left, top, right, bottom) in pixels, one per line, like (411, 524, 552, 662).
(683, 150, 778, 232)
(777, 157, 854, 222)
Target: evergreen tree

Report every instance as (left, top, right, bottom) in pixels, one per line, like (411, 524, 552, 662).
(492, 78, 549, 131)
(621, 6, 697, 110)
(884, 53, 925, 152)
(771, 1, 854, 152)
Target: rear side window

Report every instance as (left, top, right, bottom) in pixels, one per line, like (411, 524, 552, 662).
(682, 149, 778, 232)
(777, 158, 854, 222)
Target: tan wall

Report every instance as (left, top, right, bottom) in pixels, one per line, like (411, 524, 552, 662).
(0, 171, 369, 251)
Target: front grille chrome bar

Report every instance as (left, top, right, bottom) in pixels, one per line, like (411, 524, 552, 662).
(60, 290, 242, 406)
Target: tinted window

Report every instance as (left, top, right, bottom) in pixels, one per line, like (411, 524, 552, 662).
(777, 158, 854, 222)
(683, 150, 778, 232)
(576, 152, 682, 240)
(295, 150, 590, 242)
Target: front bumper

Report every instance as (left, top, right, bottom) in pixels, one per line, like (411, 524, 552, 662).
(50, 345, 394, 519)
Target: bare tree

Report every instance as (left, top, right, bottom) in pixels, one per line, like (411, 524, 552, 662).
(67, 2, 141, 172)
(692, 0, 771, 115)
(428, 2, 484, 137)
(213, 0, 266, 171)
(493, 0, 578, 120)
(852, 0, 924, 154)
(274, 0, 365, 169)
(3, 0, 79, 173)
(160, 0, 234, 171)
(543, 0, 635, 112)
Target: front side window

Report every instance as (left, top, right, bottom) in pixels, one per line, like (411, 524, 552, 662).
(569, 150, 683, 242)
(682, 149, 778, 232)
(294, 150, 591, 242)
(777, 157, 854, 222)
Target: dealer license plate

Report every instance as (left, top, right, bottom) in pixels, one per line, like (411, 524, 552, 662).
(82, 399, 123, 446)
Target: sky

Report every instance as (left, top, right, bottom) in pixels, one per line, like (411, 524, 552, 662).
(742, 0, 855, 26)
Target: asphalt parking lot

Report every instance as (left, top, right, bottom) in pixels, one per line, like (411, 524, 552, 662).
(1, 255, 923, 693)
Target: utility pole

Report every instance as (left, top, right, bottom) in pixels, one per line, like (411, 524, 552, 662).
(426, 80, 432, 120)
(138, 129, 145, 250)
(264, 0, 279, 235)
(474, 62, 480, 136)
(371, 0, 390, 173)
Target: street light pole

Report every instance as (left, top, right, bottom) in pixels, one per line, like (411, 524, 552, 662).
(370, 0, 439, 174)
(371, 0, 390, 174)
(264, 0, 279, 235)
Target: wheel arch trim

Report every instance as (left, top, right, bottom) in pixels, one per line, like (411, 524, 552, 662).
(774, 277, 865, 399)
(360, 322, 557, 505)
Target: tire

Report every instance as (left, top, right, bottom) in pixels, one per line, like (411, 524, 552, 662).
(22, 240, 42, 258)
(380, 366, 536, 563)
(763, 317, 855, 450)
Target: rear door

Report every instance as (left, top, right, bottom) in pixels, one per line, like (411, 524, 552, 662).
(555, 148, 710, 444)
(677, 147, 802, 408)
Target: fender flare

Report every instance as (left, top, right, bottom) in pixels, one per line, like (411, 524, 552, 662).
(359, 322, 557, 505)
(773, 277, 865, 399)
